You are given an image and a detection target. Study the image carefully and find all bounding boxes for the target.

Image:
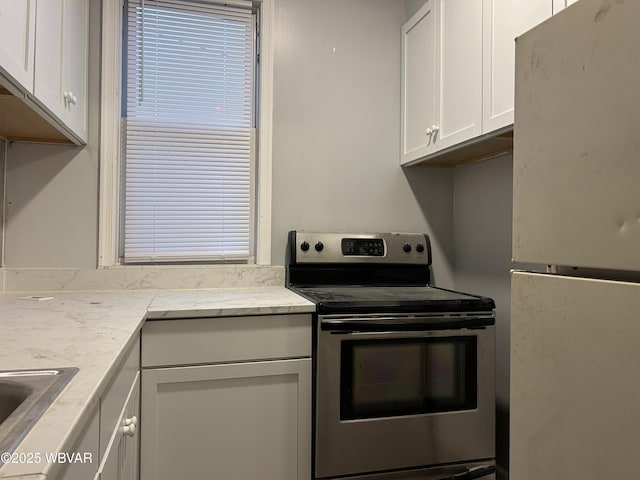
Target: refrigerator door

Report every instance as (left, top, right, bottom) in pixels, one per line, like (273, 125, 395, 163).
(511, 271, 640, 479)
(512, 0, 640, 270)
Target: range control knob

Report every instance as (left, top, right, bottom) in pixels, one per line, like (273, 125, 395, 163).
(300, 241, 310, 252)
(315, 241, 324, 252)
(416, 243, 425, 253)
(402, 243, 412, 253)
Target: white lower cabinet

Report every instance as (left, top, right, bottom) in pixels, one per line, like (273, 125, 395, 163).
(140, 314, 312, 480)
(57, 337, 140, 480)
(97, 373, 140, 480)
(57, 406, 100, 480)
(141, 359, 311, 480)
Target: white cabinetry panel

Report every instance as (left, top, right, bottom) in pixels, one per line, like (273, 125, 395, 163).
(401, 0, 482, 165)
(57, 406, 100, 480)
(482, 0, 551, 133)
(62, 0, 89, 139)
(141, 314, 311, 367)
(0, 0, 35, 91)
(140, 314, 312, 480)
(33, 0, 63, 115)
(33, 0, 88, 142)
(98, 373, 140, 480)
(141, 359, 311, 480)
(401, 0, 437, 163)
(437, 0, 482, 150)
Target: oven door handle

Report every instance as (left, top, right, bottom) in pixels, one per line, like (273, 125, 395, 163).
(321, 316, 494, 332)
(440, 465, 496, 480)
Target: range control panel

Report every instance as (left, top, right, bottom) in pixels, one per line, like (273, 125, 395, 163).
(290, 231, 431, 265)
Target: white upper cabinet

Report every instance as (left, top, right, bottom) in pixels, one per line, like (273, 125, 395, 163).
(482, 0, 552, 133)
(402, 0, 556, 166)
(33, 0, 63, 116)
(0, 0, 36, 91)
(0, 0, 88, 144)
(401, 0, 482, 165)
(401, 0, 437, 163)
(34, 0, 89, 143)
(437, 0, 482, 150)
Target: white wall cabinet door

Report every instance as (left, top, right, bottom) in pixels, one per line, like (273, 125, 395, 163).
(436, 0, 482, 151)
(33, 0, 89, 142)
(401, 0, 437, 164)
(141, 359, 311, 480)
(401, 0, 499, 165)
(62, 0, 89, 140)
(482, 0, 552, 133)
(33, 0, 63, 118)
(0, 0, 36, 91)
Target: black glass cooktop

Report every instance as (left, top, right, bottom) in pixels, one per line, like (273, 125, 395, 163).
(290, 285, 495, 314)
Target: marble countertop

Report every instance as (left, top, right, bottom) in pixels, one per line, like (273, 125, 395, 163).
(0, 287, 314, 478)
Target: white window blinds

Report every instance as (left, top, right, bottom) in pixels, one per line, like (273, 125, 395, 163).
(123, 0, 254, 263)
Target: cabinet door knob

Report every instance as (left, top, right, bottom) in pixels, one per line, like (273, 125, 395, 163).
(122, 416, 138, 436)
(64, 91, 78, 106)
(123, 415, 138, 427)
(425, 128, 433, 135)
(431, 124, 439, 132)
(122, 423, 136, 437)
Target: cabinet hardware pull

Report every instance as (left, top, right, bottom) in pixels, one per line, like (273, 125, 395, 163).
(122, 416, 138, 436)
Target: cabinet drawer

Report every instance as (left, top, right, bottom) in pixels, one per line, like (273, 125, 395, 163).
(100, 335, 140, 461)
(141, 314, 312, 367)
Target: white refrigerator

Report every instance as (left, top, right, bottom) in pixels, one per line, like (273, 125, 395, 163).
(511, 0, 640, 479)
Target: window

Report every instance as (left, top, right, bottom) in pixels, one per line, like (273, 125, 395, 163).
(121, 0, 256, 263)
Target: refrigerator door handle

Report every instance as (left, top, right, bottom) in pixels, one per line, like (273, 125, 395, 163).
(440, 465, 496, 480)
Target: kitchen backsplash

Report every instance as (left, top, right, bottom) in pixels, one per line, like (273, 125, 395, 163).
(1, 265, 285, 293)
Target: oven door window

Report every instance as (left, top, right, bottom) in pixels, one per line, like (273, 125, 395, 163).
(340, 337, 477, 420)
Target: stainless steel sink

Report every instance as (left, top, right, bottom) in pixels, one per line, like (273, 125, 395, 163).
(0, 368, 78, 461)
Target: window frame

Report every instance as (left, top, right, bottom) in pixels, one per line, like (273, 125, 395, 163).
(98, 0, 273, 267)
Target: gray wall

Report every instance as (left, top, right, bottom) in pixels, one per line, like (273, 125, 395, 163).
(452, 154, 513, 477)
(269, 0, 454, 287)
(453, 155, 513, 405)
(3, 0, 101, 268)
(4, 141, 99, 267)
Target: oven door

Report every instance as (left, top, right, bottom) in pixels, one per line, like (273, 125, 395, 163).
(315, 314, 495, 479)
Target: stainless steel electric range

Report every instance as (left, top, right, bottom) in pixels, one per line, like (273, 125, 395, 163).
(286, 231, 497, 480)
